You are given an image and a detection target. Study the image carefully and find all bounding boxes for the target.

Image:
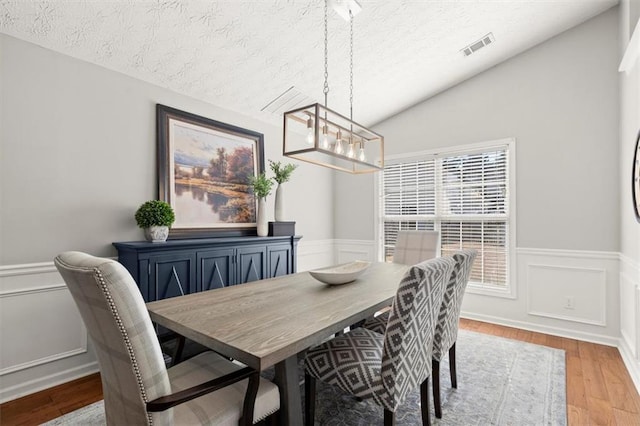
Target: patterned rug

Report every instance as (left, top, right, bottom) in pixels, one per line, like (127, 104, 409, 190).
(42, 329, 566, 425)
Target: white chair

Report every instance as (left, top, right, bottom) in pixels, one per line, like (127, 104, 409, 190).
(55, 251, 280, 426)
(392, 230, 439, 265)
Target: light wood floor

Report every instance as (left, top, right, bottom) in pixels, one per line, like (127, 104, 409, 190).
(2, 319, 639, 425)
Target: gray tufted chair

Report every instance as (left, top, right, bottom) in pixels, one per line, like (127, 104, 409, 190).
(362, 250, 477, 419)
(304, 257, 454, 426)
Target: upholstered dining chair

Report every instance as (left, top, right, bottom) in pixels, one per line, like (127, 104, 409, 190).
(55, 251, 280, 426)
(362, 250, 477, 419)
(304, 257, 455, 426)
(392, 230, 439, 265)
(430, 249, 477, 418)
(348, 230, 439, 332)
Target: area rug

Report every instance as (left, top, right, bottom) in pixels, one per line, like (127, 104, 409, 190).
(42, 329, 566, 425)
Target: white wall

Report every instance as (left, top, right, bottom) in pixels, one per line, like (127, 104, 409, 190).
(335, 8, 622, 345)
(617, 0, 640, 391)
(0, 34, 335, 401)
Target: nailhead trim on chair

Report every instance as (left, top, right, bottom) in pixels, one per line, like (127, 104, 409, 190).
(93, 266, 154, 425)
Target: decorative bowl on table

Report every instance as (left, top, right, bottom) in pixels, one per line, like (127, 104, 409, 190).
(308, 261, 372, 285)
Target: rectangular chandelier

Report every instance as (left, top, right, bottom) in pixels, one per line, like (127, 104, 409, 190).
(283, 103, 384, 174)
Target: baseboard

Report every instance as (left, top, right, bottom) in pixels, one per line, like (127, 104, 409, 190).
(0, 361, 99, 404)
(461, 311, 620, 347)
(619, 336, 640, 393)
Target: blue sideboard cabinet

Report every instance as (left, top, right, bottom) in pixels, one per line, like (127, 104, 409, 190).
(113, 236, 301, 303)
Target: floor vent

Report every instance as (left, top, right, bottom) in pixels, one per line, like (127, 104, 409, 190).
(461, 33, 495, 57)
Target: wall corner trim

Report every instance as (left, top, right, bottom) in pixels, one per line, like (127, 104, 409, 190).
(619, 336, 640, 394)
(620, 16, 640, 72)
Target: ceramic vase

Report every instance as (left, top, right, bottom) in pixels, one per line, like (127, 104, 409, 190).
(274, 183, 285, 221)
(257, 198, 268, 236)
(144, 226, 169, 243)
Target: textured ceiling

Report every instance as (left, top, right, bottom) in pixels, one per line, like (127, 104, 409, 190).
(0, 0, 618, 126)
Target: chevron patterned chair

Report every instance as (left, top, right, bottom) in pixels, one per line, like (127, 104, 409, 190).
(362, 250, 477, 419)
(304, 256, 455, 426)
(55, 251, 280, 426)
(430, 249, 477, 418)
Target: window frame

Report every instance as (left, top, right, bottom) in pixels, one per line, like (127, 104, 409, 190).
(375, 138, 517, 299)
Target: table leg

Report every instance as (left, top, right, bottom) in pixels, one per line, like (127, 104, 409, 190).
(274, 355, 303, 426)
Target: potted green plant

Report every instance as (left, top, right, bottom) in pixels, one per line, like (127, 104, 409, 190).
(269, 160, 297, 221)
(135, 200, 175, 242)
(248, 173, 273, 236)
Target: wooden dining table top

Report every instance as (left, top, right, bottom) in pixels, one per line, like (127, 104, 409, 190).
(146, 261, 409, 370)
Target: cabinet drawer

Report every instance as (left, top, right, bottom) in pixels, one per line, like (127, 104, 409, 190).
(267, 244, 292, 278)
(198, 248, 235, 291)
(148, 252, 196, 302)
(237, 245, 267, 284)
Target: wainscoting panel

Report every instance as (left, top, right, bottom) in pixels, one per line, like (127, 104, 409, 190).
(334, 240, 375, 264)
(0, 240, 337, 402)
(454, 247, 620, 346)
(620, 255, 639, 358)
(526, 263, 606, 326)
(296, 239, 334, 272)
(0, 284, 87, 375)
(0, 243, 633, 400)
(0, 263, 97, 403)
(619, 254, 640, 391)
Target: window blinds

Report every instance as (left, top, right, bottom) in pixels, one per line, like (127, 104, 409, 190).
(381, 146, 510, 288)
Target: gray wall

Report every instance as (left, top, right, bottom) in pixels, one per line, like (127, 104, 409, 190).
(620, 1, 640, 262)
(335, 7, 620, 253)
(0, 34, 334, 265)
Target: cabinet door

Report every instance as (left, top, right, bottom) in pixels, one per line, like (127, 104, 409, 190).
(198, 249, 235, 291)
(237, 245, 267, 284)
(148, 252, 196, 301)
(267, 244, 292, 278)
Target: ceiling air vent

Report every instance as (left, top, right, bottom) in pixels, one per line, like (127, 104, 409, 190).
(261, 86, 317, 115)
(461, 33, 494, 57)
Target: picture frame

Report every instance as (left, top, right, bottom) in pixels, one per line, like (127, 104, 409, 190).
(633, 129, 640, 223)
(157, 104, 265, 238)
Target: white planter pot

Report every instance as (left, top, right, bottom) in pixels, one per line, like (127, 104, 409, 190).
(257, 198, 268, 237)
(144, 226, 169, 242)
(274, 183, 285, 221)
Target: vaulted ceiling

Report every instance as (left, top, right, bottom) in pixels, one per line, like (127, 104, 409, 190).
(0, 0, 618, 126)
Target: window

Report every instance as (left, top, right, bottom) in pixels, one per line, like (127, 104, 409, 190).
(379, 139, 514, 296)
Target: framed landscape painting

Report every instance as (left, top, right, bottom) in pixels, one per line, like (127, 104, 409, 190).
(157, 104, 265, 238)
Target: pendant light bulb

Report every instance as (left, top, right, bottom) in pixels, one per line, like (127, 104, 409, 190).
(358, 144, 366, 162)
(322, 125, 330, 149)
(335, 129, 344, 154)
(347, 141, 355, 158)
(306, 116, 314, 145)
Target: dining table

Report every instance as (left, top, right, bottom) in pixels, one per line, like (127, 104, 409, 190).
(146, 261, 409, 425)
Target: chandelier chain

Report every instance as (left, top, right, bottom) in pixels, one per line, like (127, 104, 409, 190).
(323, 0, 329, 107)
(349, 9, 354, 121)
